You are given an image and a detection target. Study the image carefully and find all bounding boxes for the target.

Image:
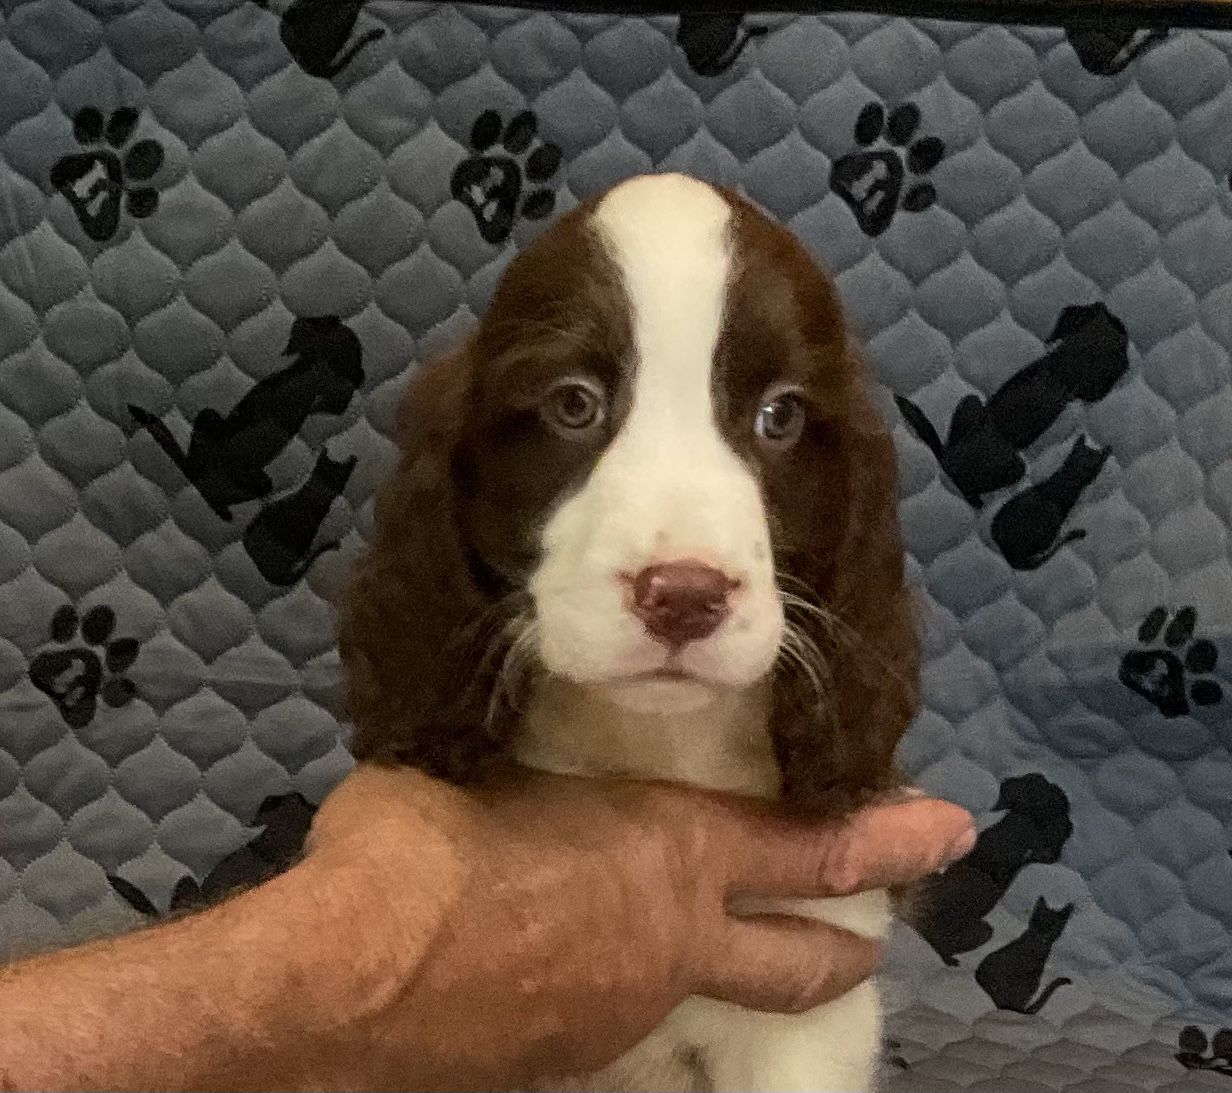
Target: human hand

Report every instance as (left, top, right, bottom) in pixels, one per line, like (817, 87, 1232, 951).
(302, 763, 974, 1091)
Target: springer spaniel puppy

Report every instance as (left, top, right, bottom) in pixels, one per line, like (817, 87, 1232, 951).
(340, 173, 920, 1092)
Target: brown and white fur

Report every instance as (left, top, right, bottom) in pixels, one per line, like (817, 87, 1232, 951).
(340, 173, 920, 1092)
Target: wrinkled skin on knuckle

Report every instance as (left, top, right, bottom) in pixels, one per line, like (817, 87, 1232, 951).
(593, 800, 709, 1004)
(633, 823, 702, 986)
(812, 826, 865, 897)
(659, 789, 737, 888)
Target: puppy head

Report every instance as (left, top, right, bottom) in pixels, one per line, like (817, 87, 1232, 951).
(341, 174, 918, 814)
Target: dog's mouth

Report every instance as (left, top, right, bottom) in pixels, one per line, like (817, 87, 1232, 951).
(598, 663, 719, 715)
(620, 649, 709, 684)
(625, 666, 697, 683)
(614, 654, 729, 691)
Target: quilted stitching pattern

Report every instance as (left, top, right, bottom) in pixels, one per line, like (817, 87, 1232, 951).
(884, 1002, 1232, 1090)
(2, 3, 1232, 1083)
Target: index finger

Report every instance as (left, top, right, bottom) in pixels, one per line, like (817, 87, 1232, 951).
(717, 795, 976, 899)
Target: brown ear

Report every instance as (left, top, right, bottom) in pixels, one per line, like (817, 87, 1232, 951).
(338, 344, 526, 781)
(770, 358, 921, 818)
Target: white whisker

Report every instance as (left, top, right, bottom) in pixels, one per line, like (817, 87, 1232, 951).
(485, 612, 540, 732)
(449, 589, 530, 648)
(775, 573, 913, 697)
(775, 618, 831, 716)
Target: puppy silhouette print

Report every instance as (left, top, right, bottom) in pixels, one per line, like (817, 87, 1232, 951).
(897, 304, 1127, 507)
(915, 773, 1073, 966)
(974, 897, 1074, 1014)
(109, 793, 317, 916)
(253, 0, 384, 78)
(676, 13, 768, 76)
(896, 302, 1128, 569)
(1066, 26, 1167, 75)
(128, 316, 364, 522)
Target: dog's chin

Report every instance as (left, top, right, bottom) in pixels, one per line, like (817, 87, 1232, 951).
(595, 672, 719, 715)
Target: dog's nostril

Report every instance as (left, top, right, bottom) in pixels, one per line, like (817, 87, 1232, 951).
(630, 561, 737, 647)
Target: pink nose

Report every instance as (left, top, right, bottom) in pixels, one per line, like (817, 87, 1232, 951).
(629, 562, 737, 647)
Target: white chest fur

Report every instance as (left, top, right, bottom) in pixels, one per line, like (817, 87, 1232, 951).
(515, 679, 891, 1093)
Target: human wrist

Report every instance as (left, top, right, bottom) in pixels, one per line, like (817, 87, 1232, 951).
(261, 816, 466, 1087)
(184, 856, 419, 1088)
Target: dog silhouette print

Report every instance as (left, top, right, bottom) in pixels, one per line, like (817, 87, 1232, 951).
(895, 303, 1128, 509)
(128, 316, 363, 521)
(243, 450, 358, 586)
(974, 897, 1074, 1014)
(676, 13, 768, 76)
(253, 0, 384, 78)
(915, 773, 1073, 965)
(109, 793, 317, 916)
(1066, 26, 1167, 76)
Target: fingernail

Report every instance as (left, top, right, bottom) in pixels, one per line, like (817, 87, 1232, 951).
(941, 823, 977, 866)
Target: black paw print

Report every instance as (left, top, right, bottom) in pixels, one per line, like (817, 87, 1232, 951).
(1177, 1026, 1232, 1076)
(1119, 606, 1223, 718)
(28, 605, 139, 729)
(450, 110, 562, 245)
(829, 101, 944, 238)
(50, 107, 164, 242)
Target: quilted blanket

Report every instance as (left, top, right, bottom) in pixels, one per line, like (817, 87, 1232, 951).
(3, 2, 1232, 1088)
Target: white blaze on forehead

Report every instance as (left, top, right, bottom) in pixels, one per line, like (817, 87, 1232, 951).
(590, 173, 733, 439)
(529, 173, 781, 693)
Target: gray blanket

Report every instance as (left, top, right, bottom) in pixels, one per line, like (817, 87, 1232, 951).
(2, 3, 1231, 1088)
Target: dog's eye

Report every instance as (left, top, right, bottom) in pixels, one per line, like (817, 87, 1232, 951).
(754, 389, 806, 447)
(542, 380, 605, 435)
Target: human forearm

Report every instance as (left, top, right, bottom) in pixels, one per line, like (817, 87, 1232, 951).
(0, 765, 974, 1091)
(0, 838, 458, 1091)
